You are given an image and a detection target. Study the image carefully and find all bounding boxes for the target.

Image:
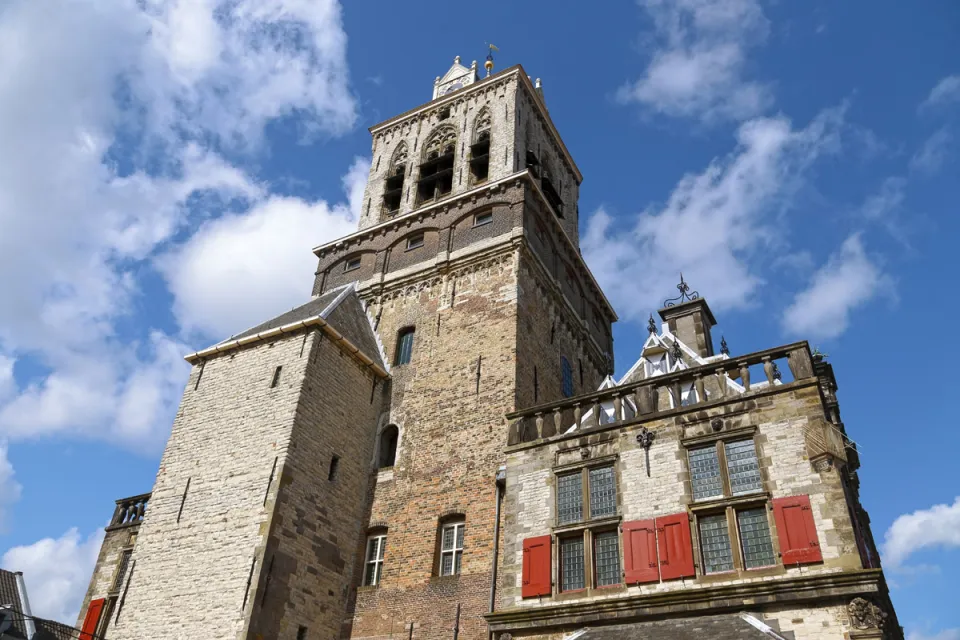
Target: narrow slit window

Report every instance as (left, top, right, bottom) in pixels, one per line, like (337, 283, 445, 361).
(328, 455, 340, 482)
(396, 328, 415, 365)
(270, 366, 282, 388)
(561, 356, 574, 398)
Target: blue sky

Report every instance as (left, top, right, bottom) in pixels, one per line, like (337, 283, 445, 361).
(0, 0, 957, 635)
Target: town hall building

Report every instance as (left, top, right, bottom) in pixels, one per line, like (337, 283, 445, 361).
(74, 55, 901, 640)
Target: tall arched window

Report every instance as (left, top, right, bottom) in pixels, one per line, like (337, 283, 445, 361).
(469, 109, 491, 184)
(378, 425, 398, 469)
(417, 126, 456, 204)
(561, 356, 574, 398)
(395, 327, 415, 365)
(383, 143, 407, 216)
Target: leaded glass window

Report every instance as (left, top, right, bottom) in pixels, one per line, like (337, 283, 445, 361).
(560, 537, 585, 591)
(689, 446, 723, 501)
(364, 534, 386, 586)
(593, 531, 621, 587)
(396, 328, 415, 365)
(698, 514, 734, 574)
(440, 522, 464, 576)
(725, 440, 763, 496)
(737, 508, 775, 569)
(589, 466, 617, 518)
(557, 473, 583, 524)
(111, 549, 132, 592)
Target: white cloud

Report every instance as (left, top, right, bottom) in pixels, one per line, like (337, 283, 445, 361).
(0, 442, 21, 530)
(920, 75, 960, 111)
(782, 234, 891, 340)
(582, 109, 843, 321)
(0, 0, 356, 446)
(617, 0, 772, 123)
(2, 528, 104, 625)
(883, 497, 960, 571)
(861, 177, 906, 222)
(910, 128, 952, 175)
(908, 630, 960, 640)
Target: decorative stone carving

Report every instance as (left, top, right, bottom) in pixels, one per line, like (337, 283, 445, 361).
(711, 417, 724, 432)
(580, 447, 591, 459)
(848, 597, 888, 630)
(813, 455, 835, 473)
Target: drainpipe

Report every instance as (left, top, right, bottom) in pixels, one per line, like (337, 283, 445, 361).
(488, 466, 506, 640)
(14, 572, 36, 639)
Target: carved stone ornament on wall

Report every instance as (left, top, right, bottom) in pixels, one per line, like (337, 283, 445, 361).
(848, 597, 888, 630)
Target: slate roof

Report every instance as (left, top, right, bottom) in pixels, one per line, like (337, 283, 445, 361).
(210, 283, 386, 371)
(576, 613, 792, 640)
(0, 570, 28, 637)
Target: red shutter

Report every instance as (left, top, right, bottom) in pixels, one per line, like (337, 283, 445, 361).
(656, 512, 695, 580)
(622, 520, 659, 584)
(79, 598, 105, 640)
(773, 495, 823, 565)
(521, 535, 552, 598)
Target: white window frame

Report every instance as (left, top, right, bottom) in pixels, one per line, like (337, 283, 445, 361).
(439, 521, 465, 576)
(364, 534, 386, 586)
(406, 234, 424, 250)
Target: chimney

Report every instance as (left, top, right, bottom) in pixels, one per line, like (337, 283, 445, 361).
(14, 572, 37, 639)
(658, 298, 717, 359)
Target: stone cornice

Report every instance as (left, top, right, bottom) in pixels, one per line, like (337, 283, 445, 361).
(486, 569, 887, 631)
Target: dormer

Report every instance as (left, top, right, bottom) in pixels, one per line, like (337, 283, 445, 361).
(433, 56, 479, 99)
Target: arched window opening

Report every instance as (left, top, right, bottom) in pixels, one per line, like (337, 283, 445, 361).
(561, 356, 574, 398)
(378, 425, 399, 469)
(383, 144, 407, 216)
(395, 327, 415, 365)
(417, 127, 456, 204)
(469, 110, 491, 184)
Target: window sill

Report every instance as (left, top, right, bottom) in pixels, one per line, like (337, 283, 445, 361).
(404, 245, 424, 252)
(357, 585, 380, 592)
(689, 491, 769, 512)
(553, 514, 621, 534)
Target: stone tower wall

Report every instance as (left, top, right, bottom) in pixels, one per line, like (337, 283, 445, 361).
(108, 334, 317, 640)
(246, 328, 387, 640)
(347, 246, 520, 640)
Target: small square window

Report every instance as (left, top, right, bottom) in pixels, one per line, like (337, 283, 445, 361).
(473, 211, 493, 227)
(345, 256, 361, 272)
(406, 234, 424, 250)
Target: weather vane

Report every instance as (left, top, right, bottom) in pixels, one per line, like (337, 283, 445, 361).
(663, 273, 700, 307)
(484, 43, 498, 76)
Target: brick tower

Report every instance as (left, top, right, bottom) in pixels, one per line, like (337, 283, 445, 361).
(75, 55, 616, 640)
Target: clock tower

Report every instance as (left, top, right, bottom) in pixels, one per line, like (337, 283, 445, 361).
(432, 56, 480, 99)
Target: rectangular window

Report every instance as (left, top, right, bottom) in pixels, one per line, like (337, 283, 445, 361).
(737, 508, 776, 569)
(363, 535, 386, 586)
(440, 522, 465, 576)
(111, 549, 132, 592)
(556, 473, 583, 525)
(725, 440, 763, 496)
(593, 531, 621, 587)
(396, 328, 415, 365)
(588, 466, 617, 518)
(560, 536, 585, 591)
(406, 233, 424, 250)
(344, 256, 361, 272)
(698, 514, 734, 574)
(473, 211, 493, 227)
(689, 446, 723, 501)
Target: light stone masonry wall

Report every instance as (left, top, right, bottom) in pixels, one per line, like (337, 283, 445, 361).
(500, 382, 864, 611)
(108, 333, 319, 640)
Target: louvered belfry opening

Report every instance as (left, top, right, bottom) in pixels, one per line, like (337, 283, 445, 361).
(383, 165, 404, 215)
(417, 144, 455, 204)
(469, 130, 490, 183)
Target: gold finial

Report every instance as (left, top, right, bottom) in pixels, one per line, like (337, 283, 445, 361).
(484, 43, 498, 77)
